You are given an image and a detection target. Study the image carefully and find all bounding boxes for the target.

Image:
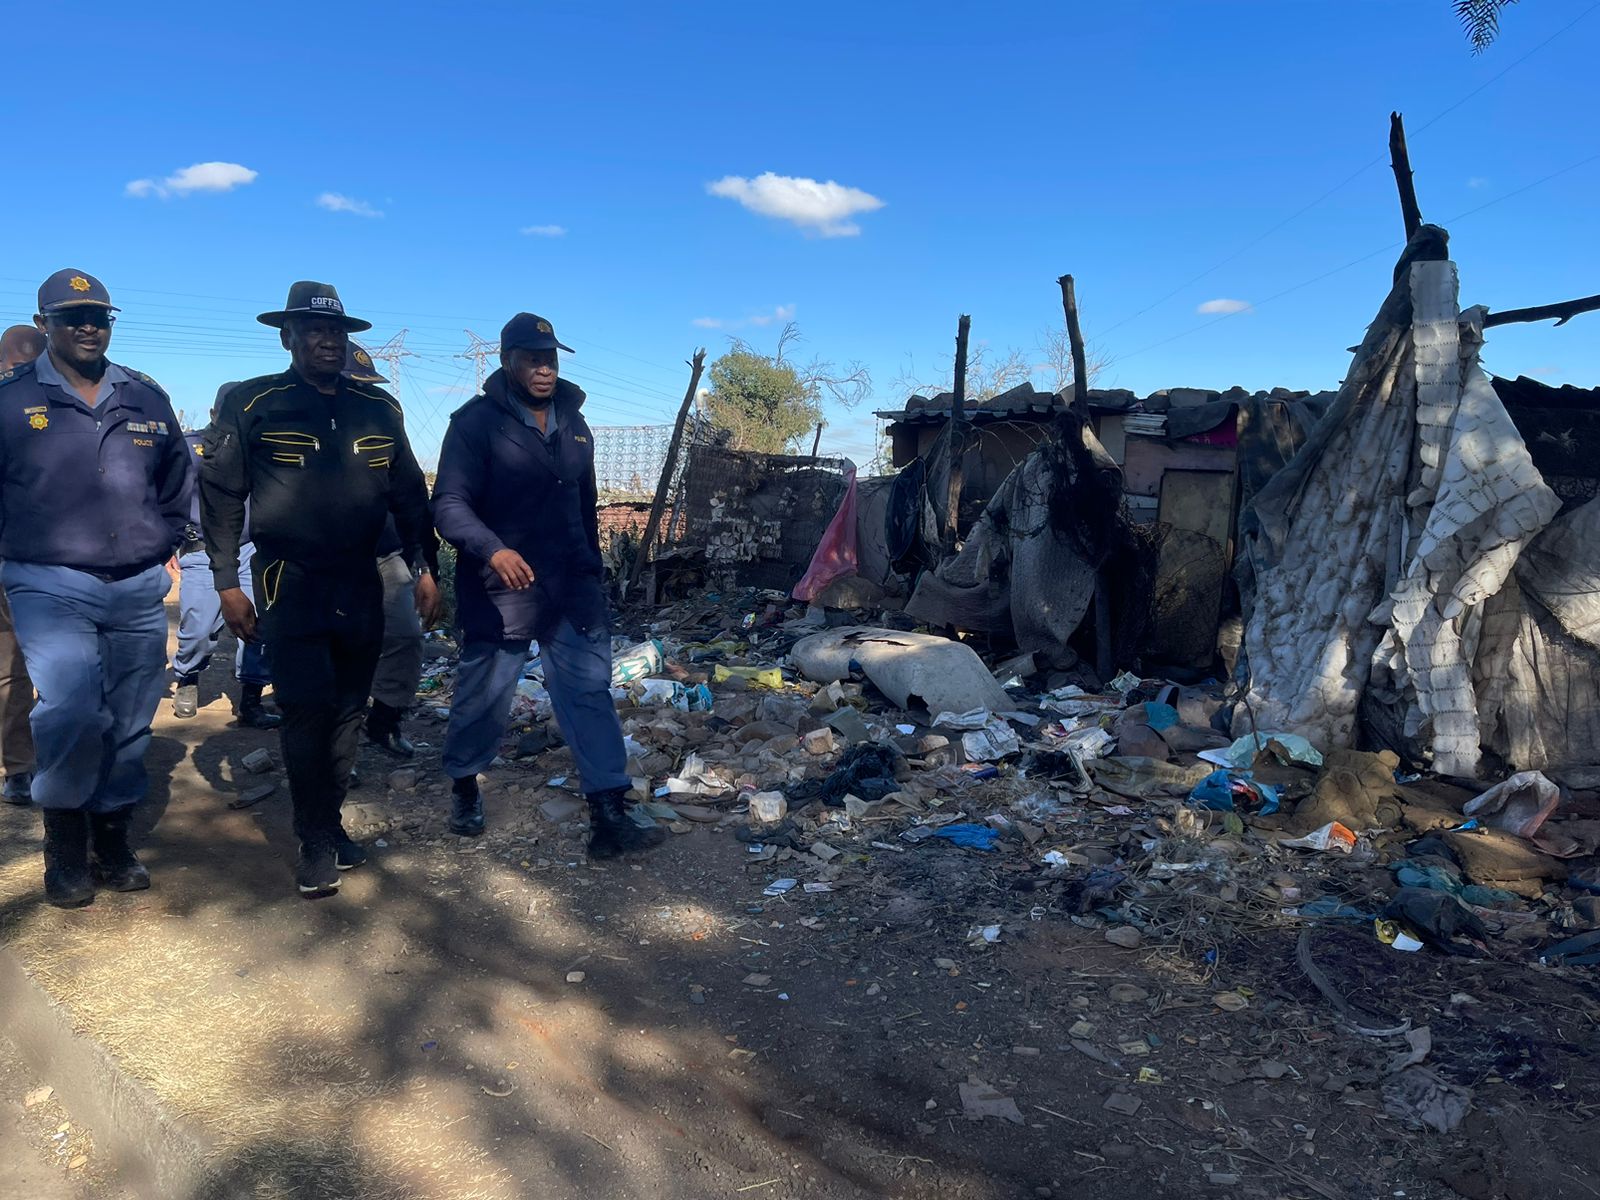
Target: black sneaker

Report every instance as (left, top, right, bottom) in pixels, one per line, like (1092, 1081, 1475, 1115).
(449, 776, 485, 837)
(2, 772, 31, 806)
(173, 684, 199, 719)
(334, 832, 367, 871)
(295, 843, 341, 896)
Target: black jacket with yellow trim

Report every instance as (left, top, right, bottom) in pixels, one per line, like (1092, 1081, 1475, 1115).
(199, 367, 431, 591)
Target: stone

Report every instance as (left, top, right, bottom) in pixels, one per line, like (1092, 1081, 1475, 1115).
(387, 768, 418, 792)
(810, 681, 846, 714)
(764, 735, 801, 756)
(749, 791, 788, 824)
(1572, 895, 1600, 928)
(823, 706, 871, 743)
(1104, 926, 1142, 949)
(803, 728, 836, 756)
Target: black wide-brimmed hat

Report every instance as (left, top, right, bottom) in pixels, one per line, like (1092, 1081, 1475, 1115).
(256, 281, 373, 333)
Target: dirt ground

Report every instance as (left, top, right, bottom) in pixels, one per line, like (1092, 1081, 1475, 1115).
(0, 609, 1597, 1199)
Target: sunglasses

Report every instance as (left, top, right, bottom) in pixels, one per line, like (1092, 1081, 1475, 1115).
(47, 308, 115, 330)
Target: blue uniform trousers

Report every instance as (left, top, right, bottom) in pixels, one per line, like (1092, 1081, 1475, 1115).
(172, 543, 269, 685)
(442, 616, 630, 794)
(0, 562, 170, 813)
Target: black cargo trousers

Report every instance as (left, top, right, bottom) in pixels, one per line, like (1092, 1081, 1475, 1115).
(252, 556, 383, 847)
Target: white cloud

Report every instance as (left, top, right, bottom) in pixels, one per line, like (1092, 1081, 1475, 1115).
(1197, 298, 1252, 315)
(520, 224, 567, 237)
(706, 172, 884, 237)
(1468, 176, 1490, 189)
(125, 161, 258, 199)
(317, 192, 383, 218)
(691, 303, 796, 331)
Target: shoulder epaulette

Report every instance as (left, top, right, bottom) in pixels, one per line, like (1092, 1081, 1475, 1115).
(117, 365, 170, 400)
(0, 362, 35, 390)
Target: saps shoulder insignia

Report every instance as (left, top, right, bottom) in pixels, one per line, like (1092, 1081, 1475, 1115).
(28, 413, 47, 430)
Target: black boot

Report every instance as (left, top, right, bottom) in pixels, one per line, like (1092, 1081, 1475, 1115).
(89, 809, 151, 892)
(449, 775, 484, 837)
(41, 809, 94, 908)
(586, 787, 666, 860)
(365, 700, 415, 758)
(237, 682, 283, 730)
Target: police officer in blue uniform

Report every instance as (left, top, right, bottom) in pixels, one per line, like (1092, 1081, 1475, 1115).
(0, 269, 191, 907)
(170, 382, 280, 728)
(432, 313, 664, 858)
(200, 282, 435, 897)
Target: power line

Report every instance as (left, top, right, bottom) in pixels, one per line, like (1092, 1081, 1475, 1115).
(1114, 146, 1600, 364)
(1092, 1, 1600, 341)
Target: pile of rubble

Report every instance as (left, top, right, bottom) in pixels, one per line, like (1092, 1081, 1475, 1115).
(405, 589, 1600, 988)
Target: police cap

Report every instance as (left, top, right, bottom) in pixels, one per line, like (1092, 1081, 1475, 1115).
(500, 313, 574, 355)
(38, 269, 119, 314)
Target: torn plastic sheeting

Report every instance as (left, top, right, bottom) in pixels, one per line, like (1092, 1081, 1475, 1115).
(933, 708, 995, 731)
(1280, 821, 1357, 853)
(790, 626, 1014, 717)
(1200, 731, 1324, 771)
(962, 720, 1022, 763)
(1383, 1067, 1473, 1134)
(1188, 770, 1280, 816)
(932, 824, 1001, 851)
(626, 679, 714, 712)
(792, 465, 859, 603)
(1460, 770, 1561, 840)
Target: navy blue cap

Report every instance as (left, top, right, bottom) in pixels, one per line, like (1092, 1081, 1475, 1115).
(38, 269, 118, 314)
(342, 342, 388, 384)
(257, 281, 372, 333)
(500, 312, 574, 355)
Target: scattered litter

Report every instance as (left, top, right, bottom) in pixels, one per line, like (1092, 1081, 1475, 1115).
(959, 1079, 1024, 1124)
(763, 879, 798, 897)
(1281, 821, 1357, 854)
(931, 824, 1001, 851)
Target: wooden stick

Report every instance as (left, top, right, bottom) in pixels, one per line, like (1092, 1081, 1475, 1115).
(629, 349, 706, 593)
(1057, 274, 1090, 406)
(1484, 293, 1600, 329)
(1389, 111, 1423, 241)
(943, 315, 971, 556)
(810, 420, 824, 457)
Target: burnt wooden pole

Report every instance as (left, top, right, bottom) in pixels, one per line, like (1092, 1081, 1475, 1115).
(1389, 111, 1423, 241)
(630, 348, 707, 594)
(810, 420, 825, 457)
(1485, 293, 1600, 329)
(1057, 274, 1090, 406)
(943, 314, 972, 557)
(1058, 272, 1114, 679)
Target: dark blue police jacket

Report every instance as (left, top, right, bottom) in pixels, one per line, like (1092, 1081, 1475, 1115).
(432, 371, 605, 642)
(0, 358, 190, 572)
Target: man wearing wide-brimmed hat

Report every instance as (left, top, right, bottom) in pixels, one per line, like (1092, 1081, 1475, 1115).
(200, 282, 436, 897)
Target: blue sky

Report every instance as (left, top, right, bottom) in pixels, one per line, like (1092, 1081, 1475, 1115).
(3, 1, 1597, 467)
